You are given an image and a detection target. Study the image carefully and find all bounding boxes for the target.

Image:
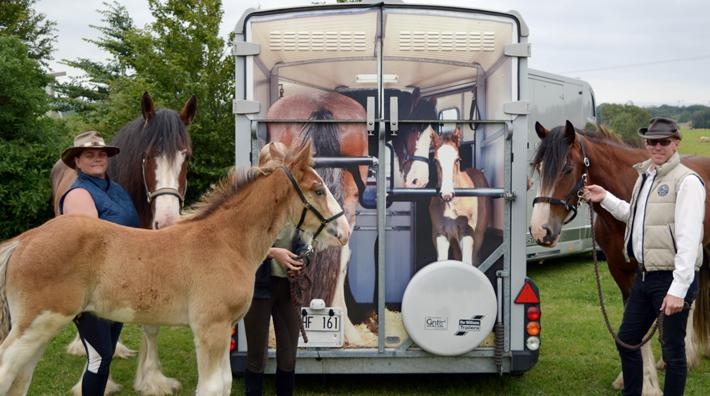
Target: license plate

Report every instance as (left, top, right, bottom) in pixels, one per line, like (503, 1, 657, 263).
(302, 313, 341, 332)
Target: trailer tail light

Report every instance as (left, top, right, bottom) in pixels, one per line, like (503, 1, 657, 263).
(516, 279, 541, 352)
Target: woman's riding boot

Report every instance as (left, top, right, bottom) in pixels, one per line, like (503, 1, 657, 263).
(244, 369, 263, 396)
(275, 368, 295, 396)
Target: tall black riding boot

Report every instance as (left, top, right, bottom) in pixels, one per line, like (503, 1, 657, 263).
(275, 368, 295, 396)
(244, 369, 264, 396)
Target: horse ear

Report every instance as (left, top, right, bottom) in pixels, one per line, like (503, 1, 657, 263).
(291, 138, 314, 171)
(564, 120, 576, 144)
(142, 91, 156, 121)
(180, 95, 197, 126)
(534, 122, 548, 140)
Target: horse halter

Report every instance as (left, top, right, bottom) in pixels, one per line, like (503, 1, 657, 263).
(532, 135, 591, 224)
(141, 156, 185, 206)
(281, 165, 345, 240)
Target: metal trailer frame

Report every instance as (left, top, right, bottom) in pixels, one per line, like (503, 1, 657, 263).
(230, 1, 539, 375)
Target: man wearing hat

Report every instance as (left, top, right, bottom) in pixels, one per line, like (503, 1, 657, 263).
(59, 131, 140, 395)
(584, 117, 705, 395)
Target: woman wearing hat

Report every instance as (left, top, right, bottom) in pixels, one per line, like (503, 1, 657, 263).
(59, 131, 139, 395)
(583, 117, 705, 395)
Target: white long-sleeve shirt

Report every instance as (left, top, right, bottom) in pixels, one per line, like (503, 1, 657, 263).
(600, 167, 705, 298)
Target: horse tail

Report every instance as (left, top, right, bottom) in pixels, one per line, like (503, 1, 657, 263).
(693, 246, 710, 351)
(0, 240, 19, 341)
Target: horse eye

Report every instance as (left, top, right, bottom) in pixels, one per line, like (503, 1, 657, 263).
(315, 187, 325, 196)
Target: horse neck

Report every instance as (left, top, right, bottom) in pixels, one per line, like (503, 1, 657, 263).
(188, 171, 294, 267)
(584, 138, 647, 201)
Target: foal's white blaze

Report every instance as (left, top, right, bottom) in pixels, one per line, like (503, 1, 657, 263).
(152, 150, 187, 229)
(529, 168, 559, 246)
(405, 125, 435, 188)
(437, 143, 458, 201)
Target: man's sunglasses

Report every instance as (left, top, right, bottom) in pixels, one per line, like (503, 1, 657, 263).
(645, 138, 673, 147)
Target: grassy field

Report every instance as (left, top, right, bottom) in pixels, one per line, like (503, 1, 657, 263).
(28, 255, 710, 395)
(679, 127, 710, 157)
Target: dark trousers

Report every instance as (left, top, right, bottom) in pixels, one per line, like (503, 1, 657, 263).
(74, 312, 123, 396)
(617, 270, 697, 396)
(244, 276, 300, 373)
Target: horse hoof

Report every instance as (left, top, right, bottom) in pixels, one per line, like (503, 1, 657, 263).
(134, 375, 182, 395)
(114, 340, 136, 359)
(611, 371, 624, 390)
(104, 378, 122, 395)
(65, 335, 86, 356)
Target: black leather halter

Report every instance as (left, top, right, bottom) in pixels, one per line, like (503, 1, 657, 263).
(532, 135, 591, 224)
(282, 165, 344, 240)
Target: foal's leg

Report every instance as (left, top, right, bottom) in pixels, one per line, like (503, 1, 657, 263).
(460, 235, 474, 266)
(192, 321, 233, 396)
(435, 235, 450, 261)
(134, 325, 181, 395)
(0, 312, 73, 395)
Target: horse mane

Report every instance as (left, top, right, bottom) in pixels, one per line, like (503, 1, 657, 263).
(182, 165, 277, 221)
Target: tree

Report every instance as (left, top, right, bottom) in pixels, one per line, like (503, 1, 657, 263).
(56, 0, 235, 202)
(0, 0, 57, 68)
(597, 103, 651, 145)
(0, 35, 68, 238)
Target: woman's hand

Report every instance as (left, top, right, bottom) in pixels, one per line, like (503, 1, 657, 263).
(269, 247, 304, 273)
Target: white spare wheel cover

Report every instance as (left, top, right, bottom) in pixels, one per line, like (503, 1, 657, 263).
(401, 260, 497, 356)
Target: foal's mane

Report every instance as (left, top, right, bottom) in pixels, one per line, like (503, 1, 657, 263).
(183, 165, 278, 221)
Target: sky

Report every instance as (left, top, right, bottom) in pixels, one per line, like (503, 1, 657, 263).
(35, 0, 710, 107)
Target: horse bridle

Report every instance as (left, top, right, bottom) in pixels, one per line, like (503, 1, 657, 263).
(141, 156, 186, 207)
(281, 165, 345, 240)
(531, 135, 590, 224)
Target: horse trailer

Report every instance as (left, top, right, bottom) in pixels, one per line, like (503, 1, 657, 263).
(230, 1, 594, 376)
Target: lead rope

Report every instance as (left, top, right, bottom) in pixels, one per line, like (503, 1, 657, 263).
(585, 178, 663, 350)
(289, 267, 312, 344)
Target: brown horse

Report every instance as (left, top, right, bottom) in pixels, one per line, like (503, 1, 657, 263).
(50, 92, 195, 395)
(266, 91, 368, 345)
(0, 142, 349, 395)
(429, 127, 490, 266)
(529, 120, 710, 394)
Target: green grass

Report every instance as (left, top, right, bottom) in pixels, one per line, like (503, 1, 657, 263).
(679, 128, 710, 157)
(28, 255, 710, 394)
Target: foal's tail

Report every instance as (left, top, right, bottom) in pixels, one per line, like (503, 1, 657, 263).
(0, 240, 18, 341)
(694, 246, 710, 351)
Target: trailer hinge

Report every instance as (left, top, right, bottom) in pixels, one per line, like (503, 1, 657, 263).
(504, 43, 531, 58)
(232, 41, 261, 56)
(502, 191, 516, 201)
(496, 269, 510, 278)
(233, 100, 260, 115)
(503, 101, 530, 116)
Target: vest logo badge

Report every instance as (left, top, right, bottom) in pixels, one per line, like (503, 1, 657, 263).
(657, 184, 669, 196)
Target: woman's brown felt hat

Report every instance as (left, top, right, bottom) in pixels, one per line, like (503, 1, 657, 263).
(61, 131, 120, 168)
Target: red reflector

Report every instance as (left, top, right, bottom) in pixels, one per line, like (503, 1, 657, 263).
(527, 306, 541, 321)
(515, 280, 540, 304)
